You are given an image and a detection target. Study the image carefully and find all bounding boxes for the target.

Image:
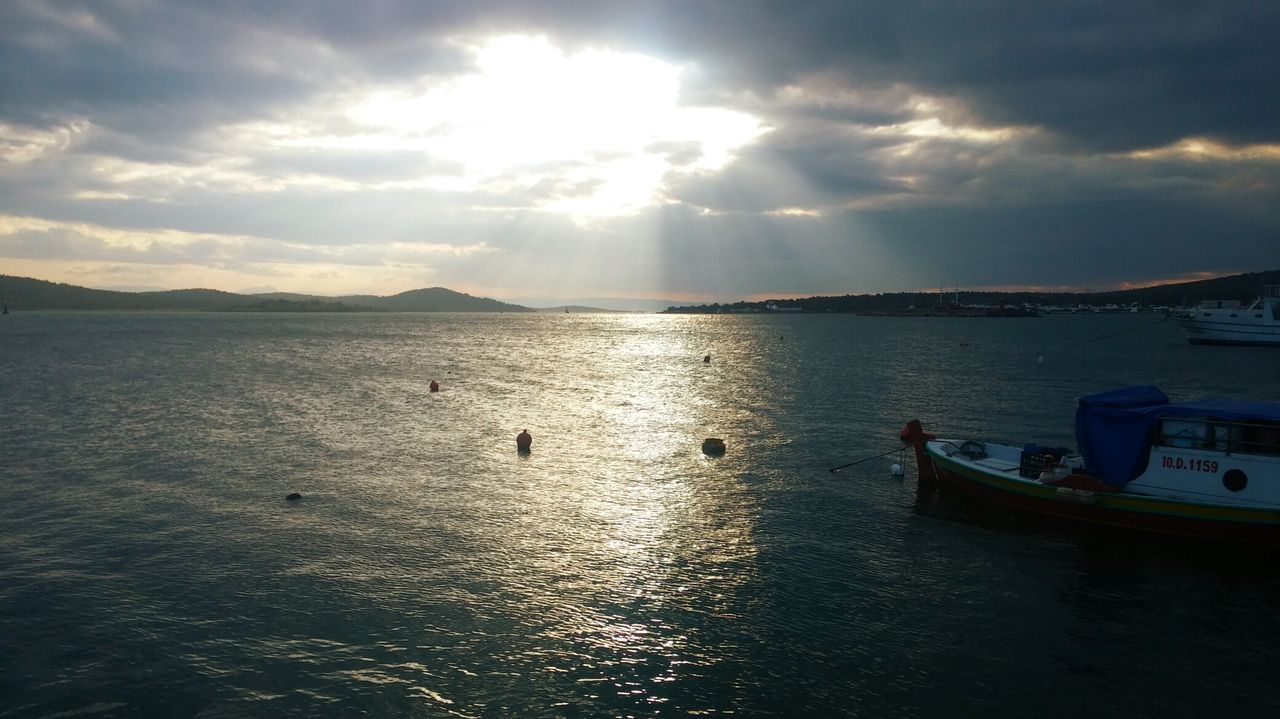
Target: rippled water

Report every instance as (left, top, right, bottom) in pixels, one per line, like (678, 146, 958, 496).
(3, 312, 1279, 718)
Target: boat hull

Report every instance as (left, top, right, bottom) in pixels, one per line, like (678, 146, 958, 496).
(1176, 293, 1280, 346)
(1178, 318, 1280, 346)
(926, 445, 1280, 546)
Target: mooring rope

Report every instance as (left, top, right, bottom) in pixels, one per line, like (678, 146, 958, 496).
(828, 446, 904, 473)
(1086, 314, 1170, 342)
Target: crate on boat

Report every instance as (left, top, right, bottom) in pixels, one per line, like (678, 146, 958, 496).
(1020, 444, 1068, 478)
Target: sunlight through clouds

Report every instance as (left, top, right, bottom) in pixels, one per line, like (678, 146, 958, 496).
(280, 35, 766, 218)
(0, 120, 91, 166)
(1127, 137, 1280, 162)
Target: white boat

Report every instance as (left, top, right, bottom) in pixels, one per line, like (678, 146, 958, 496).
(902, 386, 1280, 545)
(1175, 285, 1280, 346)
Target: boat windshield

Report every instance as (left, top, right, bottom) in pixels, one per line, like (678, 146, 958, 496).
(1156, 417, 1280, 456)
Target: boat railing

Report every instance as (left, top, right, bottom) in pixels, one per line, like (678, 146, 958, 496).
(1157, 417, 1280, 456)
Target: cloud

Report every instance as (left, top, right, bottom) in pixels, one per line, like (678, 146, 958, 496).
(0, 1, 1277, 300)
(618, 1, 1280, 151)
(0, 214, 497, 271)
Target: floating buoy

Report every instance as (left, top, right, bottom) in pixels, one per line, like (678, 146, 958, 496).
(1037, 356, 1044, 364)
(429, 380, 440, 392)
(516, 429, 532, 453)
(703, 354, 711, 363)
(890, 463, 904, 476)
(285, 492, 302, 501)
(702, 437, 726, 455)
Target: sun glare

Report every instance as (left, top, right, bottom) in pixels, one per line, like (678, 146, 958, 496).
(338, 35, 765, 218)
(1126, 137, 1280, 162)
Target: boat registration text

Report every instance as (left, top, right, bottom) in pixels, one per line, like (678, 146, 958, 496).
(1161, 456, 1219, 473)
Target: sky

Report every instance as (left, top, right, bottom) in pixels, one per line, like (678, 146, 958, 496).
(1, 1, 1277, 309)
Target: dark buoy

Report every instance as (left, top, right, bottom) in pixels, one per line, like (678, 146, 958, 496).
(285, 492, 302, 501)
(516, 429, 532, 453)
(703, 354, 711, 364)
(702, 437, 726, 456)
(429, 379, 440, 392)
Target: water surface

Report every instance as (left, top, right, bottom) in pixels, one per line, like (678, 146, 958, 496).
(2, 312, 1278, 717)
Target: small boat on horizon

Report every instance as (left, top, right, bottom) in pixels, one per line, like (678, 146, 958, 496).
(902, 385, 1280, 545)
(1175, 284, 1280, 346)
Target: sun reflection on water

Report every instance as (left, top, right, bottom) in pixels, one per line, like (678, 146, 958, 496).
(472, 314, 764, 704)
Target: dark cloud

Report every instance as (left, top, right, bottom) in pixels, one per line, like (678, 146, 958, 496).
(1, 1, 1277, 298)
(0, 1, 469, 132)
(852, 196, 1279, 289)
(6, 2, 1276, 147)
(666, 142, 904, 214)
(636, 1, 1280, 151)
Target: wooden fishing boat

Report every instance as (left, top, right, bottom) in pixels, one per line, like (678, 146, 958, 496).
(902, 386, 1280, 545)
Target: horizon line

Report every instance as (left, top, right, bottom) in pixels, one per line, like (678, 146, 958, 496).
(3, 269, 1275, 308)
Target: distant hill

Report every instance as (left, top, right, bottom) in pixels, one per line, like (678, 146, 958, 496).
(0, 275, 534, 312)
(662, 269, 1280, 313)
(1083, 270, 1280, 307)
(0, 277, 253, 310)
(346, 287, 532, 313)
(535, 305, 627, 313)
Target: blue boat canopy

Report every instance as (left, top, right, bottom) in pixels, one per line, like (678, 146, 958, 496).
(1074, 386, 1280, 487)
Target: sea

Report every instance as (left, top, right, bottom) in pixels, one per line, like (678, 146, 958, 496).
(2, 311, 1279, 718)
